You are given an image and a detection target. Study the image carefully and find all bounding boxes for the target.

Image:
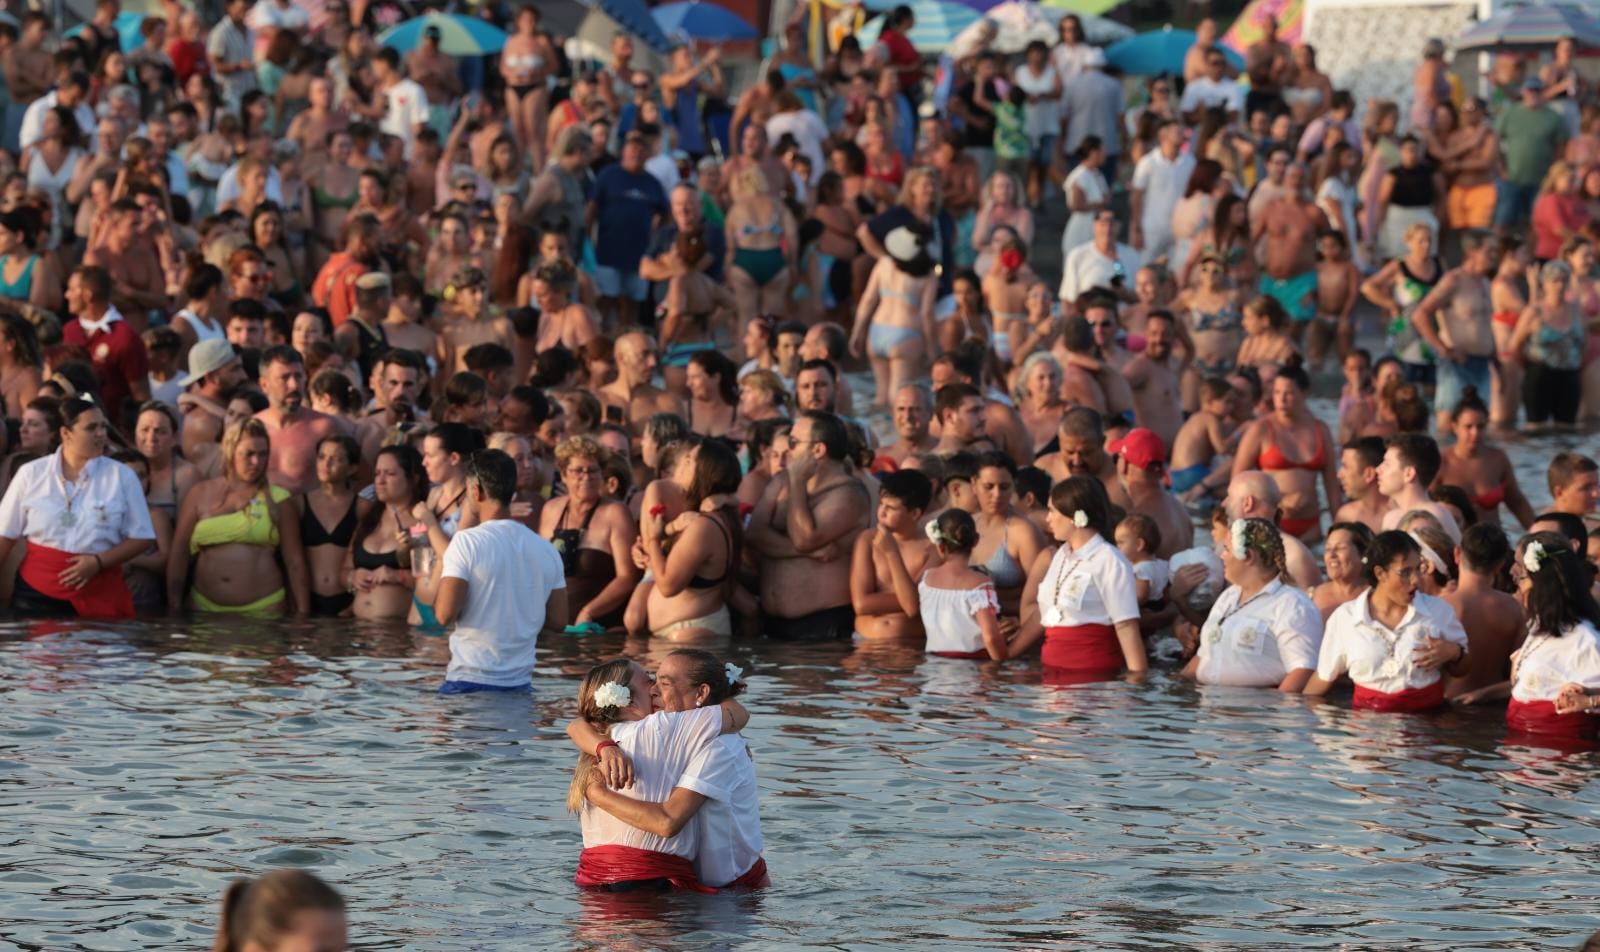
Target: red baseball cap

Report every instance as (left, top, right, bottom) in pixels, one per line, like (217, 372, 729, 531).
(1108, 428, 1167, 471)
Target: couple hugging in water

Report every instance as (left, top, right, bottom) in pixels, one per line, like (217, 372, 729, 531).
(566, 649, 769, 893)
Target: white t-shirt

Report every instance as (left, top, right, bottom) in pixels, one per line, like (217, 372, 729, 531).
(0, 451, 155, 553)
(249, 0, 310, 34)
(1037, 534, 1140, 628)
(1511, 623, 1600, 702)
(441, 518, 565, 686)
(1132, 558, 1170, 602)
(582, 706, 724, 856)
(1012, 62, 1062, 142)
(766, 110, 830, 186)
(380, 78, 431, 158)
(1196, 579, 1322, 687)
(1058, 241, 1141, 303)
(1316, 592, 1468, 695)
(678, 734, 763, 887)
(1179, 77, 1244, 116)
(1131, 149, 1195, 238)
(919, 579, 999, 655)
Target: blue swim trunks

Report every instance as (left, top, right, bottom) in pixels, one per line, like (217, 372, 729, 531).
(439, 680, 532, 695)
(1261, 270, 1318, 322)
(1170, 463, 1210, 494)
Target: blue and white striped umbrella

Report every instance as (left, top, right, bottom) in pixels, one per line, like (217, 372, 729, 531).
(377, 12, 507, 56)
(856, 0, 982, 54)
(1456, 4, 1600, 52)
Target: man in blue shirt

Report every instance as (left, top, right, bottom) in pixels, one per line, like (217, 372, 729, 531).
(589, 127, 669, 326)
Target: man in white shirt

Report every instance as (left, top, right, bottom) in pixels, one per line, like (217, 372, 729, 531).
(207, 0, 257, 109)
(18, 72, 96, 152)
(1059, 209, 1141, 309)
(1130, 119, 1195, 267)
(1179, 47, 1244, 123)
(433, 449, 567, 692)
(372, 47, 430, 161)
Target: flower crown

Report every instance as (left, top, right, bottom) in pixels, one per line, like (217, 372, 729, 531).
(1523, 540, 1548, 576)
(592, 681, 630, 710)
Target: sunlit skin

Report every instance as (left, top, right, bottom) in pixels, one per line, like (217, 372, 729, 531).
(18, 408, 51, 454)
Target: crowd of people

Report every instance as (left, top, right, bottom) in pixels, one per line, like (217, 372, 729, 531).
(7, 0, 1600, 917)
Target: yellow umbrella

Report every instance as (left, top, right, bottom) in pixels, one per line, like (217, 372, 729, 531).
(1041, 0, 1126, 19)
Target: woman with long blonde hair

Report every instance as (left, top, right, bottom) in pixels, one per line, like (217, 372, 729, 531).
(725, 165, 798, 327)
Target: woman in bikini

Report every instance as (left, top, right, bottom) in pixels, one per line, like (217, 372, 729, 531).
(1436, 389, 1535, 530)
(410, 423, 485, 628)
(167, 418, 310, 615)
(849, 225, 938, 411)
(502, 5, 558, 168)
(537, 435, 638, 632)
(134, 402, 200, 524)
(1232, 360, 1341, 543)
(642, 439, 743, 641)
(0, 208, 61, 320)
(348, 445, 427, 622)
(1236, 294, 1299, 373)
(971, 172, 1033, 276)
(725, 166, 798, 329)
(969, 452, 1048, 615)
(686, 351, 739, 440)
(1489, 236, 1530, 430)
(299, 434, 365, 617)
(311, 130, 360, 257)
(1013, 352, 1067, 456)
(1173, 252, 1244, 411)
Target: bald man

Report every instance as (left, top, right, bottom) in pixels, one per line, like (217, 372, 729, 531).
(599, 331, 683, 433)
(1224, 470, 1321, 587)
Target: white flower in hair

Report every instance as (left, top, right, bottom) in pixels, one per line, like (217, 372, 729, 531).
(1072, 510, 1089, 528)
(592, 681, 631, 710)
(925, 521, 944, 545)
(1523, 540, 1547, 575)
(725, 663, 743, 685)
(1230, 520, 1249, 560)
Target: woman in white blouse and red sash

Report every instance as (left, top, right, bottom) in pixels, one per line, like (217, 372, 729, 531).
(1304, 530, 1470, 712)
(1501, 532, 1600, 739)
(1008, 476, 1147, 682)
(0, 397, 154, 618)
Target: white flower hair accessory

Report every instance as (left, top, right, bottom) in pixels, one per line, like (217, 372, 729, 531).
(1523, 540, 1547, 575)
(592, 681, 631, 710)
(925, 521, 945, 546)
(725, 663, 743, 685)
(1230, 520, 1249, 559)
(1072, 509, 1089, 528)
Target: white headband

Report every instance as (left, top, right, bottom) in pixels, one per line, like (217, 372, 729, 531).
(1410, 532, 1448, 577)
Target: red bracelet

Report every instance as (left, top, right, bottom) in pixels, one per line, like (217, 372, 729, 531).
(596, 739, 619, 755)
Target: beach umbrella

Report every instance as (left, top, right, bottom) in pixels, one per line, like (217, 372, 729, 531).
(1105, 24, 1242, 76)
(1040, 0, 1127, 19)
(1456, 3, 1600, 53)
(855, 0, 982, 53)
(377, 12, 507, 56)
(64, 12, 146, 52)
(950, 1, 1057, 54)
(652, 0, 758, 41)
(1223, 0, 1303, 52)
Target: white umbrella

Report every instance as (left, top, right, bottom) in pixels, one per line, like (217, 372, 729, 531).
(951, 1, 1057, 55)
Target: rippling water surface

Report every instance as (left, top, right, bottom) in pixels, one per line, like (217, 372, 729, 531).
(3, 612, 1599, 950)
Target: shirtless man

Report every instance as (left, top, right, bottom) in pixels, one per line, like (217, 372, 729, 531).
(748, 410, 873, 641)
(1312, 230, 1360, 365)
(1378, 433, 1462, 544)
(849, 469, 936, 640)
(882, 383, 937, 465)
(255, 346, 348, 493)
(729, 70, 784, 148)
(1224, 471, 1321, 587)
(436, 278, 515, 379)
(931, 383, 992, 456)
(1254, 165, 1328, 345)
(1111, 428, 1193, 558)
(1054, 315, 1108, 412)
(794, 360, 840, 413)
(1121, 310, 1183, 448)
(599, 331, 683, 433)
(928, 347, 1032, 467)
(179, 339, 248, 477)
(357, 348, 427, 463)
(1438, 98, 1499, 235)
(800, 323, 857, 416)
(285, 77, 348, 173)
(720, 124, 788, 204)
(1246, 146, 1293, 222)
(1444, 523, 1525, 700)
(83, 199, 171, 327)
(1409, 230, 1500, 432)
(529, 260, 599, 354)
(1333, 435, 1390, 533)
(380, 273, 435, 356)
(1036, 407, 1130, 509)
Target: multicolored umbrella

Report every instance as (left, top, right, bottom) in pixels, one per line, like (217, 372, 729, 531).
(377, 12, 507, 56)
(855, 0, 981, 53)
(1456, 3, 1600, 53)
(1105, 24, 1242, 76)
(1040, 0, 1127, 19)
(1223, 0, 1303, 52)
(652, 0, 758, 41)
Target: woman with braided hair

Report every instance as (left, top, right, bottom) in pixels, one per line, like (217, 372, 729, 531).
(1305, 530, 1469, 712)
(1493, 531, 1600, 739)
(1183, 517, 1323, 691)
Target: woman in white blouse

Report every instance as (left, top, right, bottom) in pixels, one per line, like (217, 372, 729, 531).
(1494, 532, 1600, 740)
(1183, 518, 1322, 691)
(0, 397, 155, 618)
(1304, 530, 1469, 712)
(1009, 476, 1147, 680)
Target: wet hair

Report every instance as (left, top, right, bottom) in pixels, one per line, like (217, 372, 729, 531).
(466, 448, 517, 504)
(1519, 530, 1600, 636)
(878, 468, 933, 512)
(1118, 512, 1161, 555)
(1344, 435, 1386, 471)
(1385, 433, 1441, 486)
(929, 507, 980, 553)
(667, 648, 747, 705)
(1014, 466, 1050, 509)
(315, 433, 361, 472)
(1429, 484, 1479, 529)
(1049, 475, 1115, 539)
(212, 869, 344, 952)
(1548, 451, 1599, 497)
(567, 658, 637, 813)
(1458, 521, 1509, 574)
(1532, 511, 1589, 552)
(935, 382, 983, 423)
(1364, 530, 1421, 587)
(425, 421, 486, 462)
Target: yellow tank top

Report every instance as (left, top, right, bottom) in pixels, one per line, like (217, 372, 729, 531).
(190, 485, 291, 554)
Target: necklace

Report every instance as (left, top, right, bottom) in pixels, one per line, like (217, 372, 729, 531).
(57, 457, 84, 527)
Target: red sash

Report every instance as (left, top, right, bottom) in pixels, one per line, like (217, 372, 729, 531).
(575, 845, 715, 894)
(1352, 680, 1444, 713)
(1506, 699, 1597, 740)
(19, 544, 135, 620)
(727, 855, 770, 889)
(931, 649, 990, 659)
(1043, 624, 1122, 672)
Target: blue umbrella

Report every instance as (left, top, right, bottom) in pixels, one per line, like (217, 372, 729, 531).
(855, 0, 982, 53)
(64, 12, 146, 53)
(377, 12, 507, 55)
(652, 0, 757, 41)
(1104, 25, 1242, 76)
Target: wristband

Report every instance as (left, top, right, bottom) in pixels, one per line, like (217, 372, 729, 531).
(596, 739, 619, 756)
(93, 554, 104, 573)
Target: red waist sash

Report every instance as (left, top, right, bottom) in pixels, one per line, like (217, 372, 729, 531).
(1043, 624, 1121, 672)
(19, 544, 135, 619)
(727, 855, 770, 889)
(1506, 698, 1597, 739)
(1352, 680, 1444, 713)
(576, 845, 715, 893)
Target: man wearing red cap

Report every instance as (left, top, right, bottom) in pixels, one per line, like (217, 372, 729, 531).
(1109, 428, 1193, 559)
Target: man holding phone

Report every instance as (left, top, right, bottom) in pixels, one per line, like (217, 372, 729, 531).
(1058, 209, 1141, 311)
